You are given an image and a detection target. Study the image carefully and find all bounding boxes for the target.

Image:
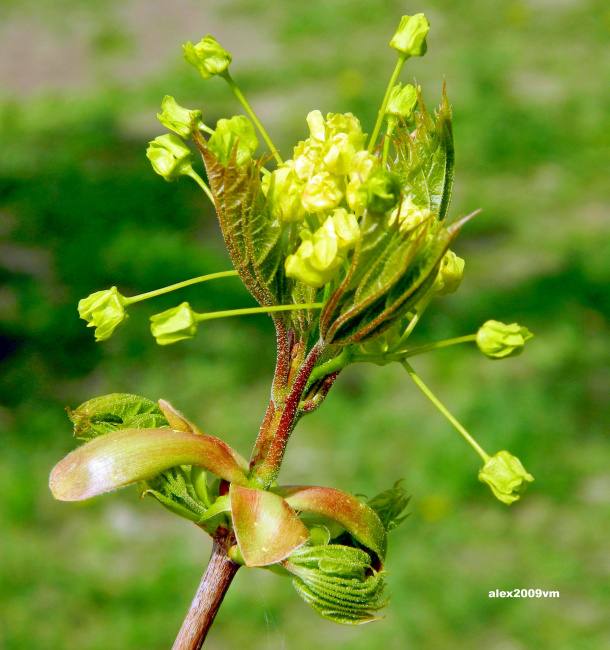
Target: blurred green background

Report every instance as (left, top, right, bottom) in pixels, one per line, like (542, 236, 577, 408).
(1, 0, 609, 648)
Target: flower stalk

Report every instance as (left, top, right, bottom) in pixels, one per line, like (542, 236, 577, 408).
(125, 271, 239, 305)
(367, 52, 408, 153)
(219, 70, 283, 165)
(401, 360, 490, 462)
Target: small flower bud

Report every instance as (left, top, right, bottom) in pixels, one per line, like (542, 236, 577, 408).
(182, 35, 232, 80)
(78, 286, 128, 341)
(301, 171, 343, 213)
(478, 450, 534, 505)
(358, 167, 402, 214)
(146, 134, 194, 182)
(476, 320, 533, 359)
(207, 115, 259, 166)
(390, 14, 430, 57)
(157, 95, 206, 139)
(386, 83, 418, 123)
(150, 302, 198, 345)
(265, 163, 306, 224)
(435, 250, 465, 296)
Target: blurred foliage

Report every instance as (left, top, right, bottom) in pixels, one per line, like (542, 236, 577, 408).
(1, 0, 609, 648)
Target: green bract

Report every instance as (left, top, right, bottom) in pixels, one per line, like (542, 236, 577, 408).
(78, 286, 128, 341)
(157, 95, 206, 139)
(478, 451, 534, 505)
(150, 302, 198, 345)
(476, 320, 533, 359)
(390, 13, 430, 57)
(207, 115, 259, 166)
(182, 35, 232, 79)
(146, 134, 194, 181)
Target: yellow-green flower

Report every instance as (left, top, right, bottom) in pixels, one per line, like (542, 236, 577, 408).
(78, 287, 129, 341)
(301, 171, 344, 213)
(479, 451, 534, 505)
(264, 163, 306, 224)
(476, 320, 533, 359)
(435, 250, 465, 297)
(157, 95, 206, 139)
(390, 14, 430, 57)
(150, 302, 198, 345)
(330, 208, 360, 252)
(293, 138, 325, 181)
(146, 134, 194, 182)
(285, 217, 350, 288)
(346, 151, 380, 215)
(386, 83, 419, 122)
(182, 35, 232, 79)
(207, 115, 259, 166)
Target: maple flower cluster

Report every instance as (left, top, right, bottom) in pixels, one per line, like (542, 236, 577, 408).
(261, 111, 431, 289)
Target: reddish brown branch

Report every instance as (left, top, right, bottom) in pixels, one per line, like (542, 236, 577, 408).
(270, 316, 291, 404)
(253, 340, 326, 487)
(172, 541, 240, 650)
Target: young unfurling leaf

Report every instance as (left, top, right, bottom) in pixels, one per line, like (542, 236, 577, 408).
(283, 544, 388, 625)
(193, 130, 285, 308)
(68, 393, 168, 441)
(392, 85, 454, 222)
(319, 211, 465, 345)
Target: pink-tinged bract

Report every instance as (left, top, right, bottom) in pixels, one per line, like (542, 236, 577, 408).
(49, 428, 249, 501)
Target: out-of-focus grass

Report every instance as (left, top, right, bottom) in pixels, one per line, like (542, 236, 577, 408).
(1, 1, 609, 648)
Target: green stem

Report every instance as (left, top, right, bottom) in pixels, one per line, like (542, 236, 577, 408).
(382, 117, 396, 165)
(389, 294, 433, 352)
(306, 346, 353, 390)
(401, 360, 490, 462)
(187, 169, 214, 203)
(393, 334, 477, 359)
(125, 271, 239, 305)
(220, 70, 283, 165)
(352, 333, 478, 365)
(195, 303, 324, 323)
(367, 52, 408, 154)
